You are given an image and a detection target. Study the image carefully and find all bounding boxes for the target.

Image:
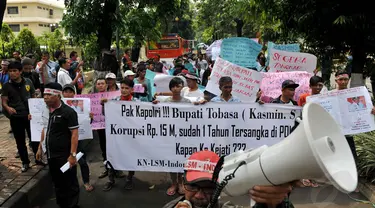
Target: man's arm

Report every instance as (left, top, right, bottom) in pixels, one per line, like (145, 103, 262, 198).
(70, 128, 79, 154)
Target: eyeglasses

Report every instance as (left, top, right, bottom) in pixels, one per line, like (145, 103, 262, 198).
(184, 184, 216, 194)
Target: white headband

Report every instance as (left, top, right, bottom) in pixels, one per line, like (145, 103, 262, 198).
(44, 88, 62, 95)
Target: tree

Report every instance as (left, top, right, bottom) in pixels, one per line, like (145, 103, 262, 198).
(0, 23, 16, 58)
(16, 28, 39, 55)
(254, 0, 375, 86)
(37, 29, 65, 58)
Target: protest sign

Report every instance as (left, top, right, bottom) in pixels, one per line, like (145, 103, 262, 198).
(29, 98, 93, 142)
(206, 57, 261, 102)
(133, 84, 145, 93)
(105, 101, 301, 172)
(220, 37, 262, 68)
(306, 87, 375, 135)
(266, 42, 300, 65)
(76, 91, 120, 129)
(154, 74, 187, 93)
(268, 49, 317, 73)
(260, 71, 312, 102)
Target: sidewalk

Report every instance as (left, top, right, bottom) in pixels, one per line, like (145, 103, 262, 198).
(0, 115, 53, 208)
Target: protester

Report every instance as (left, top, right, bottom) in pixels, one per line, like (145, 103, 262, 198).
(210, 76, 241, 103)
(0, 60, 10, 93)
(271, 80, 298, 105)
(22, 58, 41, 97)
(124, 70, 136, 81)
(36, 51, 58, 95)
(105, 73, 119, 91)
(1, 61, 40, 172)
(122, 49, 132, 72)
(13, 51, 22, 62)
(54, 50, 66, 83)
(69, 51, 85, 94)
(57, 58, 82, 87)
(153, 77, 191, 196)
(62, 84, 94, 192)
(298, 76, 324, 106)
(36, 82, 80, 208)
(162, 150, 296, 208)
(101, 78, 138, 191)
(134, 64, 153, 102)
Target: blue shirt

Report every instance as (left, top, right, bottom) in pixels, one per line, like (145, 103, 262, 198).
(211, 95, 241, 103)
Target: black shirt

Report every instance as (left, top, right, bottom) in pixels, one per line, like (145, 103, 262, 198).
(45, 101, 79, 159)
(2, 77, 35, 117)
(23, 72, 41, 90)
(271, 95, 298, 106)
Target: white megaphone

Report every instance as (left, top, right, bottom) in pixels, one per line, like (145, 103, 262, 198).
(219, 102, 358, 197)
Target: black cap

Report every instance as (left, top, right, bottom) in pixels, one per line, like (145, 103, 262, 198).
(62, 84, 76, 94)
(44, 82, 62, 91)
(282, 80, 299, 89)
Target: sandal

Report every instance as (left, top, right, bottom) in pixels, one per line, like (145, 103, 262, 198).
(84, 183, 94, 192)
(167, 184, 177, 196)
(301, 179, 311, 187)
(310, 180, 319, 188)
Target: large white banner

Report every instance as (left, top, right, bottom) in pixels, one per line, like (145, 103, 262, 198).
(269, 49, 317, 73)
(206, 57, 262, 102)
(306, 86, 375, 135)
(29, 98, 93, 141)
(105, 101, 302, 172)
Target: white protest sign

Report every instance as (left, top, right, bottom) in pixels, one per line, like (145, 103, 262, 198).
(306, 86, 375, 135)
(29, 98, 93, 141)
(105, 101, 302, 172)
(206, 57, 261, 102)
(154, 74, 187, 93)
(269, 49, 317, 73)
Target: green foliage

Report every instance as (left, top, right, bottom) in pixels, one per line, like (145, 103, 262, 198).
(37, 29, 66, 58)
(355, 131, 375, 183)
(0, 23, 17, 58)
(16, 28, 39, 55)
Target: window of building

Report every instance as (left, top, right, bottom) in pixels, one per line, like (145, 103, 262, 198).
(9, 24, 20, 32)
(39, 24, 43, 27)
(7, 7, 19, 14)
(24, 24, 29, 26)
(49, 9, 54, 15)
(44, 24, 48, 27)
(22, 6, 27, 9)
(37, 6, 42, 9)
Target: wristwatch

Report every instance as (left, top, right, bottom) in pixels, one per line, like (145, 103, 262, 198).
(70, 152, 77, 157)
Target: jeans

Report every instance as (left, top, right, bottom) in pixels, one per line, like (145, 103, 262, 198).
(10, 116, 39, 164)
(77, 141, 90, 184)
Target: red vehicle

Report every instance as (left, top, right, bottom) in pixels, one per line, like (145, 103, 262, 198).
(146, 34, 190, 59)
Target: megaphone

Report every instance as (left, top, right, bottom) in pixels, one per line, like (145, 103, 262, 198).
(219, 102, 357, 196)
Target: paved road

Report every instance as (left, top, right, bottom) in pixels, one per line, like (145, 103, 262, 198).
(41, 136, 370, 208)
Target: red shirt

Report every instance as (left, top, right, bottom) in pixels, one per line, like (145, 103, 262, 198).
(298, 93, 310, 106)
(120, 94, 133, 101)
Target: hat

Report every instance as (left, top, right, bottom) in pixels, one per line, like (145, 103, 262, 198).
(183, 73, 201, 84)
(44, 82, 62, 95)
(282, 80, 299, 89)
(62, 84, 77, 94)
(124, 70, 136, 77)
(184, 150, 220, 184)
(105, 73, 116, 79)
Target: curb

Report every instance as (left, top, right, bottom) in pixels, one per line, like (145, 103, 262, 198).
(1, 167, 53, 208)
(358, 180, 375, 202)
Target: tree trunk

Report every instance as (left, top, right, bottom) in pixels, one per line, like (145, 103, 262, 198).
(350, 45, 366, 88)
(234, 19, 244, 37)
(0, 0, 6, 32)
(131, 40, 142, 62)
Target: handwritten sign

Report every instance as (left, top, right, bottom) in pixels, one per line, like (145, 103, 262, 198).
(268, 49, 317, 73)
(206, 57, 261, 102)
(220, 37, 262, 68)
(260, 71, 312, 102)
(307, 87, 375, 135)
(76, 91, 120, 129)
(133, 84, 145, 93)
(267, 42, 300, 65)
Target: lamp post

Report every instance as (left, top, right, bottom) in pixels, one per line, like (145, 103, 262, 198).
(174, 17, 179, 34)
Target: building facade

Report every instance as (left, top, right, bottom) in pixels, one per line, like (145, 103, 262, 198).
(3, 0, 64, 36)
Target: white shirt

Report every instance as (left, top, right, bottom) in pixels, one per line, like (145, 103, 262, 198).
(181, 87, 204, 102)
(57, 68, 73, 87)
(35, 60, 58, 84)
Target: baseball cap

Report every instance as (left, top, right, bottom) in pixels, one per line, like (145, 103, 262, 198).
(62, 84, 77, 94)
(105, 73, 116, 79)
(282, 80, 299, 89)
(184, 150, 220, 184)
(124, 70, 136, 77)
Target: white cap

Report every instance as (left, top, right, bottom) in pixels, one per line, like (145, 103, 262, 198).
(124, 70, 136, 77)
(105, 73, 116, 79)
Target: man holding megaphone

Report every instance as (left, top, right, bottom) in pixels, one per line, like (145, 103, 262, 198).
(163, 150, 300, 208)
